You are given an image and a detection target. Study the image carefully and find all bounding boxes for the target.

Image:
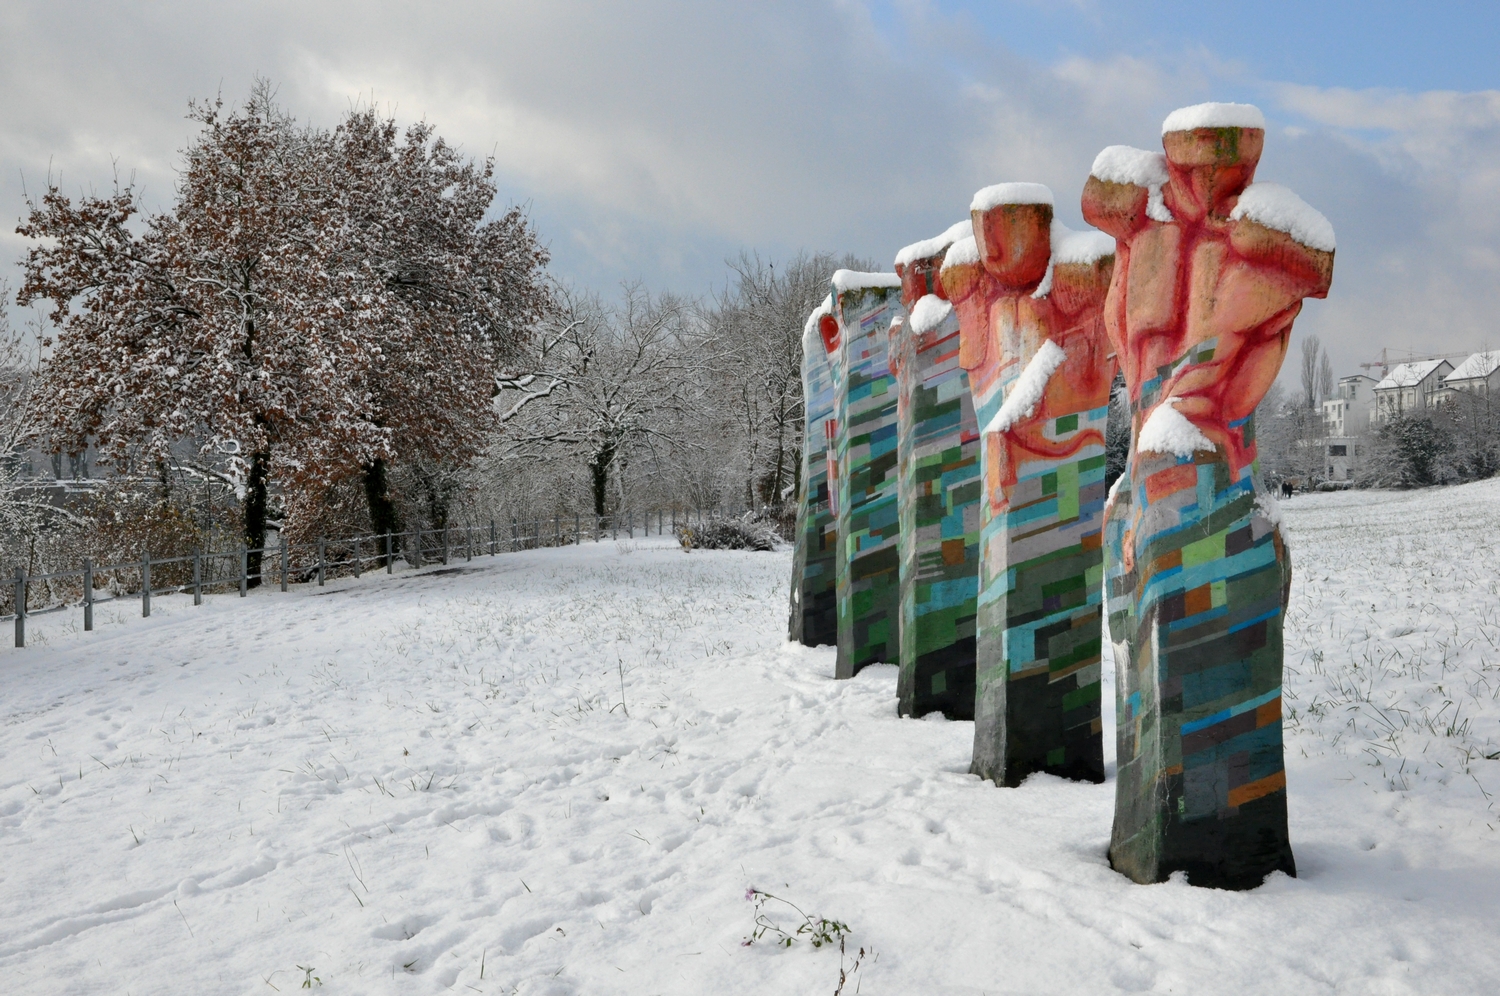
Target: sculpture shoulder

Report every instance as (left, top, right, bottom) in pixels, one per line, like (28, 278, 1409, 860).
(1228, 217, 1335, 299)
(1081, 176, 1150, 242)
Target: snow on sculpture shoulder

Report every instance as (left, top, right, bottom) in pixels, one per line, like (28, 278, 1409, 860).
(895, 221, 972, 269)
(909, 294, 954, 336)
(941, 235, 980, 272)
(1090, 145, 1174, 223)
(1230, 183, 1336, 251)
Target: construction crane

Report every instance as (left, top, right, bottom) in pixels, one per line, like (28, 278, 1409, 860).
(1358, 347, 1473, 379)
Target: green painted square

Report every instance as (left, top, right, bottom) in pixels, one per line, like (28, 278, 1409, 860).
(1041, 471, 1058, 495)
(1062, 680, 1101, 711)
(1055, 413, 1078, 434)
(1047, 747, 1066, 765)
(931, 670, 947, 695)
(1181, 530, 1226, 568)
(1057, 461, 1079, 521)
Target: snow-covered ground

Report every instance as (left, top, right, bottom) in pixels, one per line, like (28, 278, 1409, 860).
(3, 484, 1499, 995)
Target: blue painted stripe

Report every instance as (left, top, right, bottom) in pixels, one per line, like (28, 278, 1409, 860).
(1180, 684, 1282, 735)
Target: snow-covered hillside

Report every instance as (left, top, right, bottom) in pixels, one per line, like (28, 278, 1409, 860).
(2, 484, 1499, 995)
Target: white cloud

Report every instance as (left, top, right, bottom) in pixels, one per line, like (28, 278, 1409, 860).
(2, 2, 1499, 384)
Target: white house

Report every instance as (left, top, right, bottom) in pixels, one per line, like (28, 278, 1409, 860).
(1437, 351, 1500, 402)
(1321, 374, 1378, 481)
(1322, 374, 1377, 437)
(1372, 359, 1454, 423)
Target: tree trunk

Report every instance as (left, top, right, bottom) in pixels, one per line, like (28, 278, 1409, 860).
(363, 458, 401, 565)
(243, 449, 270, 588)
(589, 442, 615, 518)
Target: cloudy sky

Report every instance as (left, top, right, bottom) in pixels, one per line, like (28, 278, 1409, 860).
(4, 0, 1499, 381)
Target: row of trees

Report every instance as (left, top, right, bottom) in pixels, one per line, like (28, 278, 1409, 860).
(2, 85, 866, 588)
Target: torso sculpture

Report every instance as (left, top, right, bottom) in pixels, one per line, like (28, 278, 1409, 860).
(943, 184, 1116, 786)
(789, 295, 838, 647)
(889, 225, 982, 719)
(1082, 102, 1335, 888)
(826, 271, 905, 679)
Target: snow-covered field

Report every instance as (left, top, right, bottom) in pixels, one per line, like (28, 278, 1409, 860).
(3, 483, 1500, 995)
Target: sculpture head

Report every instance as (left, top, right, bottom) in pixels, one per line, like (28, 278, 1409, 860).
(895, 220, 971, 310)
(971, 183, 1053, 293)
(1159, 103, 1264, 222)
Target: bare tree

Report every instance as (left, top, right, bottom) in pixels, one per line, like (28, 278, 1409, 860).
(488, 283, 706, 516)
(1299, 334, 1323, 410)
(703, 251, 870, 508)
(0, 294, 64, 547)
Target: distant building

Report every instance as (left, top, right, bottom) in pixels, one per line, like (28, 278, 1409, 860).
(1321, 374, 1378, 481)
(1436, 350, 1500, 403)
(1372, 359, 1454, 423)
(1322, 374, 1377, 436)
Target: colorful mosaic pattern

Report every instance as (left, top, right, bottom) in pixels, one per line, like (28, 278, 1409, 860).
(789, 298, 839, 647)
(1082, 108, 1335, 888)
(830, 272, 904, 679)
(1104, 428, 1296, 890)
(891, 297, 980, 720)
(945, 200, 1115, 787)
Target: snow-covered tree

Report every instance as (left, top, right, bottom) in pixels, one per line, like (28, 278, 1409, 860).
(489, 283, 704, 517)
(18, 84, 548, 579)
(702, 252, 869, 509)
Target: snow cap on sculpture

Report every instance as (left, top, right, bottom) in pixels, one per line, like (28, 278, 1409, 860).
(830, 270, 902, 294)
(895, 221, 973, 269)
(970, 182, 1054, 211)
(1161, 102, 1266, 133)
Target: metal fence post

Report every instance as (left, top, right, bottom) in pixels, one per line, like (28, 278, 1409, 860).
(612, 514, 618, 541)
(317, 537, 326, 586)
(385, 532, 394, 574)
(83, 558, 94, 630)
(353, 535, 361, 578)
(511, 516, 518, 552)
(574, 511, 581, 545)
(192, 551, 202, 606)
(239, 545, 248, 597)
(13, 567, 25, 645)
(142, 552, 151, 618)
(553, 514, 559, 547)
(282, 537, 290, 590)
(490, 519, 496, 556)
(465, 526, 472, 562)
(594, 514, 600, 542)
(442, 526, 450, 565)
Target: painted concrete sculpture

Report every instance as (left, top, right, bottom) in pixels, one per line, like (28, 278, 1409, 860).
(889, 224, 982, 719)
(826, 270, 905, 679)
(942, 184, 1116, 786)
(1082, 102, 1335, 888)
(789, 295, 839, 647)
